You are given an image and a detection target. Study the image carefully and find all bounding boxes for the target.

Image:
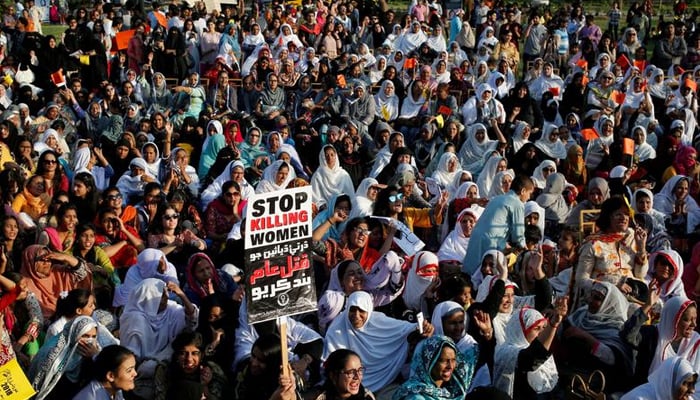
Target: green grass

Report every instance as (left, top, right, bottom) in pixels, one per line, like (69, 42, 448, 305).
(43, 24, 68, 38)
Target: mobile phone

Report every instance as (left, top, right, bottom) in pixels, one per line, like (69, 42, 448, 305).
(416, 312, 424, 334)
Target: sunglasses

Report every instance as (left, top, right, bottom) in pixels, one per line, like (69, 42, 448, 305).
(353, 227, 371, 236)
(107, 194, 122, 201)
(163, 213, 180, 220)
(43, 159, 58, 164)
(225, 191, 241, 197)
(389, 193, 404, 203)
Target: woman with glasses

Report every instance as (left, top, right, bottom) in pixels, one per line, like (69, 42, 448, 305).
(36, 150, 69, 197)
(314, 349, 375, 400)
(373, 185, 446, 233)
(147, 205, 206, 269)
(204, 181, 244, 255)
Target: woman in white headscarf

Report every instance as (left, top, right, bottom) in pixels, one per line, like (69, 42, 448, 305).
(431, 152, 462, 189)
(396, 21, 427, 55)
(536, 173, 570, 225)
(349, 178, 382, 219)
(528, 62, 565, 102)
(357, 43, 376, 69)
(374, 79, 399, 122)
(585, 115, 616, 171)
(511, 121, 533, 154)
(140, 141, 162, 179)
(488, 71, 509, 100)
(646, 249, 687, 301)
(426, 25, 447, 53)
(200, 160, 254, 209)
(531, 160, 557, 189)
(112, 248, 178, 307)
(311, 145, 355, 209)
(255, 160, 296, 193)
(535, 125, 568, 160)
(621, 356, 697, 400)
(488, 169, 515, 197)
(384, 24, 404, 50)
(631, 125, 656, 162)
(457, 123, 496, 173)
(119, 278, 198, 399)
(494, 303, 566, 398)
(402, 251, 440, 314)
(272, 23, 303, 52)
(369, 56, 387, 84)
(477, 26, 498, 50)
(323, 291, 431, 392)
(653, 175, 700, 235)
(476, 154, 507, 196)
(438, 207, 482, 263)
(462, 83, 506, 126)
(448, 41, 468, 66)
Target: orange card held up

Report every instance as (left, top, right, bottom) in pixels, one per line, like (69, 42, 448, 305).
(633, 60, 647, 72)
(336, 74, 346, 88)
(115, 29, 135, 50)
(576, 59, 588, 70)
(611, 90, 626, 104)
(548, 86, 560, 96)
(50, 70, 66, 87)
(685, 79, 698, 92)
(154, 12, 167, 28)
(616, 54, 631, 71)
(580, 128, 599, 140)
(622, 137, 635, 155)
(404, 58, 417, 69)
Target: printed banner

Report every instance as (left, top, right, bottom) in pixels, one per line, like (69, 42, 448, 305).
(245, 186, 316, 324)
(0, 358, 36, 400)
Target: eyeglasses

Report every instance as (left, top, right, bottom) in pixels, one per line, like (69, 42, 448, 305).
(225, 191, 241, 197)
(107, 194, 122, 201)
(389, 193, 404, 203)
(163, 213, 180, 220)
(43, 159, 57, 164)
(353, 227, 371, 236)
(340, 367, 365, 379)
(543, 167, 555, 172)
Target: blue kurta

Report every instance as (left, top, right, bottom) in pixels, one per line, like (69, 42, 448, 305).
(462, 191, 526, 274)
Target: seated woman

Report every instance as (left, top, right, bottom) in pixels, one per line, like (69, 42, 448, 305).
(313, 349, 374, 400)
(154, 332, 228, 400)
(184, 252, 238, 306)
(437, 208, 482, 270)
(402, 251, 440, 315)
(204, 181, 244, 254)
(101, 187, 139, 231)
(112, 249, 178, 308)
(621, 356, 697, 400)
(565, 177, 610, 230)
(29, 316, 101, 400)
(311, 145, 355, 210)
(575, 196, 648, 299)
(373, 185, 447, 233)
(11, 175, 51, 223)
(317, 253, 404, 332)
(94, 208, 144, 273)
(37, 204, 78, 253)
(323, 291, 434, 392)
(621, 294, 698, 388)
(653, 175, 700, 237)
(46, 288, 96, 340)
(119, 279, 198, 399)
(71, 223, 119, 294)
(255, 160, 296, 194)
(494, 299, 568, 399)
(201, 160, 255, 208)
(147, 205, 207, 269)
(20, 245, 91, 320)
(393, 335, 478, 400)
(646, 250, 686, 302)
(196, 294, 239, 371)
(115, 158, 157, 205)
(560, 281, 633, 393)
(233, 333, 301, 400)
(72, 344, 137, 400)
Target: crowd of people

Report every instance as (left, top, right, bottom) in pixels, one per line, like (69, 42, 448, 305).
(0, 0, 698, 398)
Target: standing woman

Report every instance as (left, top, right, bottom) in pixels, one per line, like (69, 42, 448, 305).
(200, 20, 222, 68)
(183, 19, 201, 74)
(163, 27, 188, 82)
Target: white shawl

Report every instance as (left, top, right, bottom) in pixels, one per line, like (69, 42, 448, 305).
(311, 145, 355, 209)
(438, 208, 482, 262)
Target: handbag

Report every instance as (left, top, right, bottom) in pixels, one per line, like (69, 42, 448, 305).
(567, 370, 606, 400)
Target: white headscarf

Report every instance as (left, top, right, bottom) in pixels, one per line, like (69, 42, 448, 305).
(458, 123, 495, 169)
(311, 145, 355, 209)
(632, 125, 656, 162)
(323, 291, 417, 392)
(535, 125, 567, 160)
(524, 200, 546, 238)
(646, 249, 686, 302)
(621, 356, 697, 400)
(119, 278, 195, 362)
(488, 169, 515, 197)
(396, 21, 428, 54)
(402, 251, 439, 311)
(650, 296, 697, 373)
(494, 307, 559, 396)
(350, 178, 380, 219)
(112, 248, 179, 307)
(141, 141, 161, 179)
(431, 301, 477, 354)
(374, 80, 400, 121)
(255, 159, 296, 193)
(438, 208, 482, 262)
(476, 154, 505, 196)
(531, 160, 556, 189)
(431, 152, 461, 188)
(200, 160, 254, 208)
(511, 121, 531, 153)
(654, 175, 700, 234)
